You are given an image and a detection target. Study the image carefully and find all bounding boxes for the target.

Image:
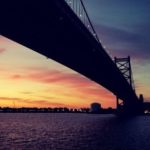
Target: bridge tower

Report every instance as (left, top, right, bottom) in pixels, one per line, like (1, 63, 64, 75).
(114, 56, 136, 113)
(114, 56, 135, 90)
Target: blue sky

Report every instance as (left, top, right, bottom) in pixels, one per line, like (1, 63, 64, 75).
(84, 0, 150, 61)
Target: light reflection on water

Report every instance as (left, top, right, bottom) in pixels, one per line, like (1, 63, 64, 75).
(0, 113, 150, 150)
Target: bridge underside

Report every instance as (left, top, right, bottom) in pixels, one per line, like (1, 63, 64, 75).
(0, 0, 140, 114)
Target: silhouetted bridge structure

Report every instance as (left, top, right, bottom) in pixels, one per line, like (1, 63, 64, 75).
(0, 0, 143, 115)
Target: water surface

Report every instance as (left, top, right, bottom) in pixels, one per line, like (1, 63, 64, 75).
(0, 113, 149, 150)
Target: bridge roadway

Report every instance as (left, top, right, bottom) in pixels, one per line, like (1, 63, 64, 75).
(0, 0, 139, 113)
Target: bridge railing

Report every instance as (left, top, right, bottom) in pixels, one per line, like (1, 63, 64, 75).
(65, 0, 100, 42)
(64, 0, 112, 58)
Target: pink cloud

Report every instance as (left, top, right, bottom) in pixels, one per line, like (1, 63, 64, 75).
(9, 67, 115, 107)
(0, 48, 6, 53)
(10, 67, 97, 88)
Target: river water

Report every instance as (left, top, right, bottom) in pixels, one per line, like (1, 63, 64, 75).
(0, 113, 149, 150)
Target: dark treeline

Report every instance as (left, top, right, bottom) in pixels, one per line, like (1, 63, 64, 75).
(0, 107, 116, 114)
(0, 107, 89, 113)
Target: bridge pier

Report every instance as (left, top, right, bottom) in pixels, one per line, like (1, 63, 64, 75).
(116, 96, 144, 116)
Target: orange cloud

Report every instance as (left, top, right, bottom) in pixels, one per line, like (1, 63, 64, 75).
(10, 67, 99, 87)
(20, 91, 33, 95)
(11, 74, 22, 79)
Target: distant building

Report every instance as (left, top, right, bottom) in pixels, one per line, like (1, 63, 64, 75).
(90, 102, 101, 113)
(143, 102, 150, 113)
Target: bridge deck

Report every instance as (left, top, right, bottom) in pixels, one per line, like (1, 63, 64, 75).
(0, 0, 138, 105)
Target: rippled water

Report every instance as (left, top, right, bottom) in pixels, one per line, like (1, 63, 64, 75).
(0, 113, 150, 150)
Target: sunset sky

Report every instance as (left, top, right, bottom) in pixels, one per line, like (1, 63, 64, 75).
(0, 0, 150, 108)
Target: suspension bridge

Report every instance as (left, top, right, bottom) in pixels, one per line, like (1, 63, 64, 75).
(0, 0, 143, 115)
